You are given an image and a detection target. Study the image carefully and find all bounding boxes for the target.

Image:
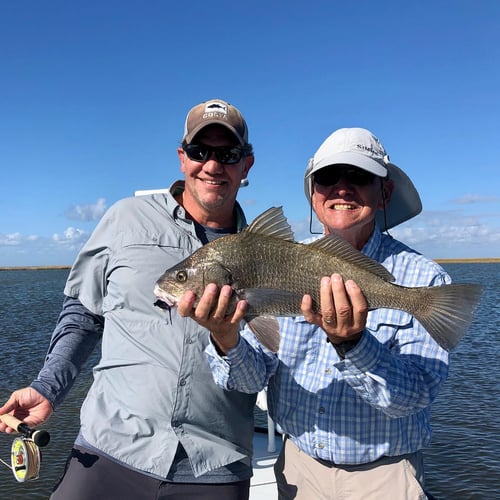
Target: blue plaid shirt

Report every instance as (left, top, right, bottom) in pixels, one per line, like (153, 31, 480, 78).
(206, 227, 451, 465)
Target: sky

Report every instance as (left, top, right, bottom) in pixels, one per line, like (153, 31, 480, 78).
(1, 0, 499, 266)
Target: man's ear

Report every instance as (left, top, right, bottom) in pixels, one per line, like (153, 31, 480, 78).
(380, 178, 394, 208)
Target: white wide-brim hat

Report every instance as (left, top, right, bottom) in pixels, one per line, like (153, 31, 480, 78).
(304, 127, 422, 230)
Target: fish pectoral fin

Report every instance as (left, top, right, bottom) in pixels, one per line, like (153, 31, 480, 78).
(246, 316, 281, 352)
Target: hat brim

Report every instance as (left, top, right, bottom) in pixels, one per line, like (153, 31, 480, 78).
(375, 163, 422, 230)
(311, 151, 388, 177)
(184, 121, 245, 146)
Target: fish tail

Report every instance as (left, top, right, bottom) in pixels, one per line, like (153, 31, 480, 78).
(412, 283, 483, 350)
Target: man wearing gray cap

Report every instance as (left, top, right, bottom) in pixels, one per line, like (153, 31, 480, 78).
(0, 99, 256, 499)
(204, 127, 452, 499)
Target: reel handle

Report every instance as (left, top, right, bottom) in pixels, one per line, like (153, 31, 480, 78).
(0, 414, 50, 447)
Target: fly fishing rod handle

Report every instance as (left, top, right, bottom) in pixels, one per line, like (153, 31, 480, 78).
(0, 414, 50, 447)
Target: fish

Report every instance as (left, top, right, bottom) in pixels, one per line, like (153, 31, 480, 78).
(154, 206, 483, 352)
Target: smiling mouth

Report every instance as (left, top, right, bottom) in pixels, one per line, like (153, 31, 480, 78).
(333, 204, 355, 210)
(200, 178, 226, 186)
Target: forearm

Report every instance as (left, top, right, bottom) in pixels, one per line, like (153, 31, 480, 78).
(31, 295, 103, 408)
(337, 325, 449, 417)
(206, 329, 279, 394)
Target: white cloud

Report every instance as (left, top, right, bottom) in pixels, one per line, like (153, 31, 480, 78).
(0, 232, 22, 246)
(242, 198, 258, 207)
(391, 211, 500, 257)
(451, 194, 500, 205)
(1, 228, 91, 266)
(2, 202, 499, 267)
(65, 198, 107, 221)
(291, 218, 314, 241)
(290, 208, 500, 259)
(52, 227, 89, 248)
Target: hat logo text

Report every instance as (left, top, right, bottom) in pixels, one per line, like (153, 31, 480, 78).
(356, 143, 382, 156)
(203, 102, 228, 120)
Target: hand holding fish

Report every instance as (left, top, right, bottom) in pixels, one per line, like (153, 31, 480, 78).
(177, 283, 248, 354)
(301, 274, 368, 344)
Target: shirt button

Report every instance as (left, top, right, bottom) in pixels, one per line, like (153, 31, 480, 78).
(319, 407, 326, 414)
(316, 443, 325, 449)
(179, 379, 186, 386)
(325, 368, 332, 374)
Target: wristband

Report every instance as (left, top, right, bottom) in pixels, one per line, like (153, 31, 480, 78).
(327, 333, 362, 359)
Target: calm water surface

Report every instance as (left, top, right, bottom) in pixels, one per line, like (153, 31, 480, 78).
(0, 265, 498, 499)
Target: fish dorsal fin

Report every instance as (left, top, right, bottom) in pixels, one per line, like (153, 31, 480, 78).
(308, 235, 396, 282)
(245, 206, 295, 242)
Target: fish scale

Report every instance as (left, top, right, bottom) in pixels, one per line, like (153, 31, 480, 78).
(204, 231, 410, 315)
(154, 207, 483, 352)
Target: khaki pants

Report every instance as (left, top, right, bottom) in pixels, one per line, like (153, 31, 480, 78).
(274, 437, 427, 500)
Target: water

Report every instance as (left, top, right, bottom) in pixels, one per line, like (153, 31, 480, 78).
(421, 264, 500, 500)
(0, 265, 499, 499)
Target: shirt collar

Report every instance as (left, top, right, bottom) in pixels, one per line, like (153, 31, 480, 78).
(168, 180, 247, 232)
(361, 224, 382, 258)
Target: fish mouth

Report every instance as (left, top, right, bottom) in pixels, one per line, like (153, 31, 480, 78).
(153, 284, 177, 309)
(154, 299, 171, 311)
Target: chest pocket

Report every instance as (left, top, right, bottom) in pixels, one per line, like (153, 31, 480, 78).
(103, 230, 200, 314)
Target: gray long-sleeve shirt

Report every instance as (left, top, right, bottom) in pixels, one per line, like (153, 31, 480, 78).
(31, 184, 256, 481)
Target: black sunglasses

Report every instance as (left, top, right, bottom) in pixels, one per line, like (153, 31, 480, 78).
(313, 167, 377, 187)
(183, 144, 245, 165)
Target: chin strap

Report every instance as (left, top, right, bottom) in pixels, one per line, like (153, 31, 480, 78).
(308, 201, 323, 235)
(380, 178, 392, 237)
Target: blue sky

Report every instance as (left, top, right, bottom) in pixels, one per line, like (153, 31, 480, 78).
(1, 0, 499, 266)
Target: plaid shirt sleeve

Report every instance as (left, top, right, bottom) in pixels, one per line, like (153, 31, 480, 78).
(205, 333, 279, 394)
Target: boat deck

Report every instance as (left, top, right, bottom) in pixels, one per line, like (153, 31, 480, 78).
(249, 426, 282, 499)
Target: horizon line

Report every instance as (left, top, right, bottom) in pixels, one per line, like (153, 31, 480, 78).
(2, 257, 500, 271)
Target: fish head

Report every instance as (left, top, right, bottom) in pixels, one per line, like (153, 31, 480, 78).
(154, 257, 234, 309)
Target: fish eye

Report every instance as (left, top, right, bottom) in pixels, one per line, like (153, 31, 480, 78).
(176, 270, 188, 282)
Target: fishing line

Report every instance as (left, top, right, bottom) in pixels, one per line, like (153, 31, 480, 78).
(0, 455, 10, 469)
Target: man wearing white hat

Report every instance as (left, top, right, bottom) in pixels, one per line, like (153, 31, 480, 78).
(205, 127, 451, 499)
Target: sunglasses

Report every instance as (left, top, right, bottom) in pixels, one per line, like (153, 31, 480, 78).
(183, 144, 245, 165)
(313, 167, 377, 187)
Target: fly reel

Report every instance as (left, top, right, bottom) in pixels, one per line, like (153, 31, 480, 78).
(0, 414, 50, 482)
(10, 436, 41, 482)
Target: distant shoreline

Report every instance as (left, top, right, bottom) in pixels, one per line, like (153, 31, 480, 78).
(0, 265, 72, 271)
(434, 258, 500, 264)
(1, 258, 500, 271)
